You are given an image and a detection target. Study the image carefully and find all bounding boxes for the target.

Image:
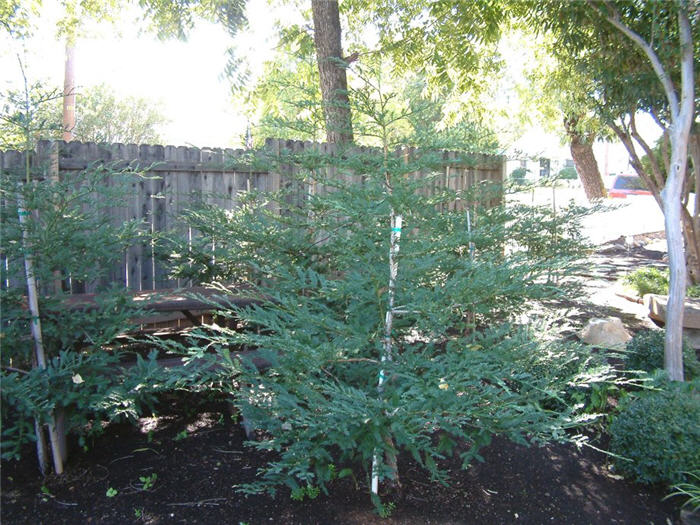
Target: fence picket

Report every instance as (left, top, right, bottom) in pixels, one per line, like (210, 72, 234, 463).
(1, 139, 503, 292)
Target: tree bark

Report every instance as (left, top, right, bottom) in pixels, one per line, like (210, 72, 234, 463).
(62, 41, 76, 142)
(564, 118, 606, 200)
(689, 131, 700, 280)
(311, 0, 353, 144)
(594, 1, 695, 382)
(664, 144, 687, 382)
(662, 6, 695, 382)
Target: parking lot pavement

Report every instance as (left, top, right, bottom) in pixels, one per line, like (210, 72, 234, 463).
(582, 195, 664, 245)
(508, 187, 686, 246)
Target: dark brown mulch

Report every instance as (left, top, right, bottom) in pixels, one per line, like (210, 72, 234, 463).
(1, 392, 679, 525)
(1, 237, 684, 524)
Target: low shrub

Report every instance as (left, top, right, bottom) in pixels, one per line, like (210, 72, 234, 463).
(623, 267, 700, 298)
(625, 330, 700, 380)
(558, 167, 578, 180)
(609, 381, 700, 485)
(623, 267, 668, 296)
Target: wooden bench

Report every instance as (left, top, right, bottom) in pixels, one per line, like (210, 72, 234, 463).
(38, 285, 270, 463)
(57, 285, 263, 331)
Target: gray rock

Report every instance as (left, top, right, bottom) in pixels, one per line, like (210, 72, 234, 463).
(681, 508, 700, 525)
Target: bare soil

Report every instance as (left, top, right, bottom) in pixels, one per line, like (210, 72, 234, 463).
(1, 237, 685, 524)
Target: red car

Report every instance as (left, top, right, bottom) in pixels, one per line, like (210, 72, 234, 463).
(608, 174, 652, 198)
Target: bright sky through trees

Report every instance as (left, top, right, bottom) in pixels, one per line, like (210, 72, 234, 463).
(0, 0, 649, 172)
(0, 0, 279, 147)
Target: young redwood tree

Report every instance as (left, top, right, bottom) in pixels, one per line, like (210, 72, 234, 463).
(163, 70, 613, 510)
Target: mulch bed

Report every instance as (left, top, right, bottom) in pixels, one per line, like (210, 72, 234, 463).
(1, 392, 680, 524)
(0, 237, 686, 524)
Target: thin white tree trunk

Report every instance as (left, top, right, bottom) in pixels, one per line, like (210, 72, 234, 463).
(664, 112, 693, 381)
(372, 212, 402, 495)
(595, 4, 695, 381)
(662, 7, 694, 382)
(17, 194, 64, 474)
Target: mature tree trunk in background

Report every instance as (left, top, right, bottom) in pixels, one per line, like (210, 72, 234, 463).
(62, 41, 76, 142)
(564, 117, 606, 200)
(689, 131, 700, 244)
(311, 0, 353, 144)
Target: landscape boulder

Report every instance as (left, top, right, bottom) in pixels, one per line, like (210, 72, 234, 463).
(579, 317, 632, 347)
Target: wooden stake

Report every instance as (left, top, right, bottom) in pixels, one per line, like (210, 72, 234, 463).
(34, 419, 48, 476)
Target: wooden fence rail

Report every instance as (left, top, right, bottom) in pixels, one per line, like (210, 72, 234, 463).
(1, 139, 504, 293)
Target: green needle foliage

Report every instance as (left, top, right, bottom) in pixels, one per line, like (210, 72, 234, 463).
(159, 72, 613, 508)
(0, 163, 225, 460)
(0, 163, 150, 459)
(623, 266, 700, 299)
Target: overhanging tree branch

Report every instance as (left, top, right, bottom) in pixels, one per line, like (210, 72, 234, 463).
(609, 119, 663, 208)
(587, 0, 680, 117)
(676, 7, 694, 128)
(629, 113, 665, 191)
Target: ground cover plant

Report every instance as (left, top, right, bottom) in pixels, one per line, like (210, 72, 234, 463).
(157, 74, 625, 512)
(608, 329, 700, 510)
(623, 266, 700, 299)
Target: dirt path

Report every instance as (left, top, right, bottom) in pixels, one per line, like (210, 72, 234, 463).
(559, 233, 668, 338)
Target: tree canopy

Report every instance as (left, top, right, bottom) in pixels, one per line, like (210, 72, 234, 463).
(1, 82, 167, 148)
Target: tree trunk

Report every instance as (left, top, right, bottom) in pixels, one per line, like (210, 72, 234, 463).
(62, 41, 76, 142)
(570, 138, 606, 200)
(663, 146, 687, 382)
(564, 117, 605, 200)
(612, 117, 694, 377)
(662, 5, 695, 383)
(688, 132, 700, 284)
(663, 62, 692, 383)
(566, 123, 606, 200)
(598, 3, 694, 382)
(311, 0, 353, 144)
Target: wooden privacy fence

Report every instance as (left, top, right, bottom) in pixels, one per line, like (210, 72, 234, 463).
(1, 139, 505, 293)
